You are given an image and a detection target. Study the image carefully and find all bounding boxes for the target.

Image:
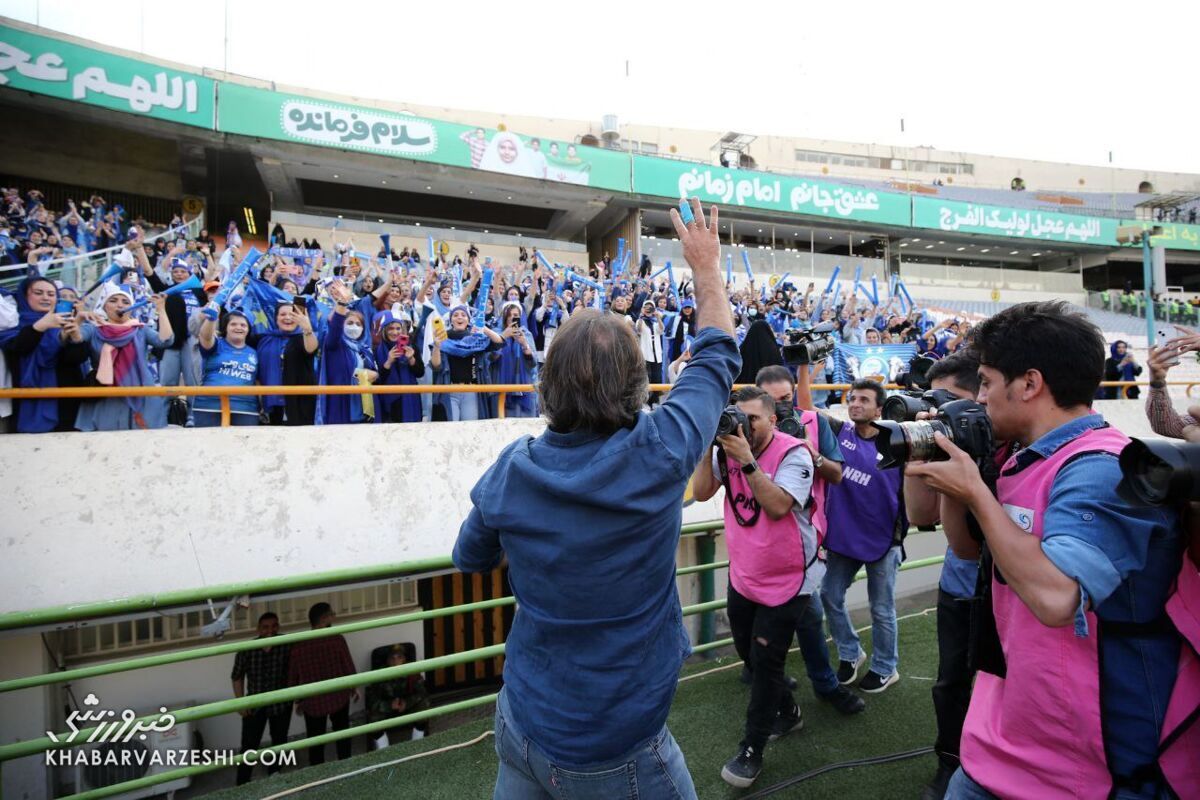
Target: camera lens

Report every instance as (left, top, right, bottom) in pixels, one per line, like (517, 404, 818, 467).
(716, 410, 737, 437)
(872, 419, 950, 468)
(1118, 438, 1200, 506)
(881, 394, 929, 423)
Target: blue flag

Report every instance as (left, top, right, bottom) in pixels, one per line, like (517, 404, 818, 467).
(833, 343, 918, 384)
(239, 278, 294, 334)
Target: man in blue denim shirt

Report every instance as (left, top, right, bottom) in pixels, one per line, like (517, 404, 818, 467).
(454, 199, 738, 799)
(909, 301, 1183, 800)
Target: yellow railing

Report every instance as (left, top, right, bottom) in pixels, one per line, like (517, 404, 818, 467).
(0, 381, 1191, 426)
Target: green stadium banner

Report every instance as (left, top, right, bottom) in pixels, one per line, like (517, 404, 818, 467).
(216, 83, 632, 193)
(912, 196, 1118, 246)
(1118, 220, 1200, 251)
(0, 23, 215, 128)
(630, 155, 911, 225)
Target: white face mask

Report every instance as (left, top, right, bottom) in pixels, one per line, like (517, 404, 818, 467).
(748, 308, 759, 318)
(344, 323, 364, 340)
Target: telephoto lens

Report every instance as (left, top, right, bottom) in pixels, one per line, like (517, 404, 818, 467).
(1117, 438, 1200, 506)
(872, 399, 993, 469)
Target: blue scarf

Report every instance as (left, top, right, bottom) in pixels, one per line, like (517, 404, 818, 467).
(0, 279, 63, 432)
(255, 329, 301, 410)
(316, 313, 376, 425)
(438, 332, 491, 358)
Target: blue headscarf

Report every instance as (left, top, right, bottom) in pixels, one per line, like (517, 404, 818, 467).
(254, 303, 301, 411)
(0, 277, 63, 432)
(316, 309, 377, 424)
(1110, 341, 1136, 381)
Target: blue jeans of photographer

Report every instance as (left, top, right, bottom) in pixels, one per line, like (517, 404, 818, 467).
(492, 688, 696, 800)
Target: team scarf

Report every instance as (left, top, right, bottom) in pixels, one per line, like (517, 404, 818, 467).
(93, 320, 153, 414)
(0, 279, 62, 431)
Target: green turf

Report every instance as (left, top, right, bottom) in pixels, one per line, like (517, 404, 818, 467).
(205, 608, 941, 799)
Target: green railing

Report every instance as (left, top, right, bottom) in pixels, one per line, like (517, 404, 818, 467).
(0, 519, 945, 800)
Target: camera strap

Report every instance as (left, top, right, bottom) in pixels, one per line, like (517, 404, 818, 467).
(716, 449, 761, 528)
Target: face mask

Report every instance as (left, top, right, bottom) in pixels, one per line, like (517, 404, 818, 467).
(748, 308, 759, 318)
(344, 323, 364, 340)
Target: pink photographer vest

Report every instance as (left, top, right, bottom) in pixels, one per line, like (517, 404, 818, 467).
(796, 409, 829, 546)
(962, 425, 1200, 799)
(723, 432, 807, 607)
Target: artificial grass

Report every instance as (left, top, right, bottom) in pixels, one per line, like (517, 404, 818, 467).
(205, 608, 941, 799)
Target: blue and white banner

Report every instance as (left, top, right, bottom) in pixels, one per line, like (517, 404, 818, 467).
(833, 343, 917, 383)
(269, 247, 323, 259)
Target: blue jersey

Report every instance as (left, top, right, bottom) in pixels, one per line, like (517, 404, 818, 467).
(195, 338, 259, 415)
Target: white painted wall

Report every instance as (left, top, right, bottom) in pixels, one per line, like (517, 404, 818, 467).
(0, 418, 723, 616)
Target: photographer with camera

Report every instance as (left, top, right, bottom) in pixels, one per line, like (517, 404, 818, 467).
(691, 386, 819, 787)
(906, 301, 1193, 800)
(453, 199, 737, 799)
(898, 350, 994, 799)
(755, 365, 867, 717)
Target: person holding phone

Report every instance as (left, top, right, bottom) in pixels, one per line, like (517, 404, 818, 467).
(317, 280, 378, 425)
(374, 311, 424, 424)
(256, 301, 319, 426)
(0, 276, 89, 432)
(1103, 340, 1143, 399)
(490, 302, 537, 418)
(1145, 326, 1200, 442)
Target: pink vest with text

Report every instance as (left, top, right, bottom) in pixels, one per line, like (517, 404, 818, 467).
(962, 425, 1200, 799)
(723, 432, 807, 607)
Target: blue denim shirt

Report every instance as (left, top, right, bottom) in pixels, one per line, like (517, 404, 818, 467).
(453, 326, 740, 767)
(1009, 413, 1182, 779)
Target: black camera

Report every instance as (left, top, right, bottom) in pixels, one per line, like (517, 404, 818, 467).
(873, 398, 994, 469)
(881, 388, 963, 423)
(775, 401, 802, 438)
(896, 356, 935, 391)
(715, 405, 752, 443)
(1117, 438, 1200, 506)
(782, 322, 838, 366)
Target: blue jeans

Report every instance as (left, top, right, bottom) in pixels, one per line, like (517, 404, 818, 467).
(446, 391, 480, 421)
(193, 410, 260, 427)
(795, 591, 840, 695)
(820, 546, 901, 677)
(492, 688, 696, 800)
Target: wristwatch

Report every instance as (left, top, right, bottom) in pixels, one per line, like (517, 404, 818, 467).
(813, 453, 825, 469)
(742, 460, 758, 475)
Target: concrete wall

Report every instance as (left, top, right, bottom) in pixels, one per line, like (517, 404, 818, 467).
(0, 418, 724, 615)
(0, 105, 182, 199)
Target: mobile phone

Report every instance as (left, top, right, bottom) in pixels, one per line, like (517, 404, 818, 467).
(292, 296, 307, 310)
(395, 335, 409, 349)
(1157, 328, 1180, 366)
(55, 299, 74, 315)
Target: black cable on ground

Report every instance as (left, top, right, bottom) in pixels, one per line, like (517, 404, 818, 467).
(740, 745, 936, 798)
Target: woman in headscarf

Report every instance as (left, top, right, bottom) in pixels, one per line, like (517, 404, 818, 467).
(477, 132, 540, 179)
(1104, 340, 1143, 399)
(75, 285, 173, 431)
(0, 276, 89, 432)
(194, 306, 259, 427)
(430, 303, 503, 421)
(318, 280, 378, 424)
(374, 311, 424, 424)
(735, 318, 783, 385)
(257, 301, 319, 426)
(918, 330, 943, 361)
(490, 301, 538, 418)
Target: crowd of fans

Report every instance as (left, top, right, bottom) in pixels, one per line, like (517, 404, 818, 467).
(0, 199, 988, 433)
(0, 181, 1185, 436)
